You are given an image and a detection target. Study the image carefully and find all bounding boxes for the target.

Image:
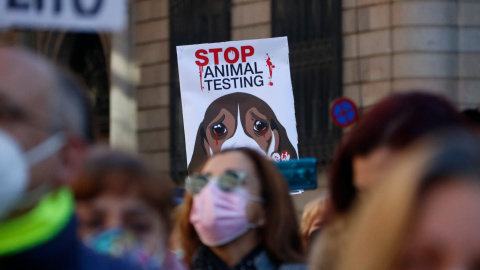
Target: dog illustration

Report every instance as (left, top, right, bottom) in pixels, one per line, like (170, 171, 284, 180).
(188, 93, 298, 173)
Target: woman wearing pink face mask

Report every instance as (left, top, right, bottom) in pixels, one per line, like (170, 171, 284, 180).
(177, 148, 306, 270)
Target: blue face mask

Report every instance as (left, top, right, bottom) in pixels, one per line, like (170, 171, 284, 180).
(84, 228, 165, 270)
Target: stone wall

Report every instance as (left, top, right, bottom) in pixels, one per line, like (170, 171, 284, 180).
(458, 0, 480, 109)
(232, 0, 271, 41)
(343, 0, 480, 110)
(133, 0, 171, 174)
(0, 31, 16, 45)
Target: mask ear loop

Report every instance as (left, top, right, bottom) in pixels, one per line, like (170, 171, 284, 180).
(247, 218, 266, 229)
(11, 132, 66, 212)
(246, 189, 266, 229)
(26, 132, 66, 166)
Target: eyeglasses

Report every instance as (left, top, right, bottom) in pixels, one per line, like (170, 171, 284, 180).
(185, 170, 248, 195)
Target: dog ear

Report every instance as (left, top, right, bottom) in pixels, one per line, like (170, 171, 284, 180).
(188, 123, 210, 174)
(270, 118, 298, 159)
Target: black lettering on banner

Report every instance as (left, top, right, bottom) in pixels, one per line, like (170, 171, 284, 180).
(74, 0, 103, 16)
(230, 64, 242, 76)
(231, 77, 239, 88)
(198, 61, 267, 91)
(243, 76, 253, 87)
(7, 0, 29, 10)
(214, 65, 224, 77)
(254, 75, 264, 86)
(204, 66, 214, 78)
(222, 79, 231, 89)
(214, 79, 222, 90)
(35, 0, 44, 11)
(254, 62, 263, 74)
(244, 63, 254, 75)
(54, 0, 62, 13)
(205, 80, 212, 91)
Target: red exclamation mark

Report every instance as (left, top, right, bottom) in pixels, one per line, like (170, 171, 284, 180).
(266, 53, 275, 86)
(199, 66, 204, 91)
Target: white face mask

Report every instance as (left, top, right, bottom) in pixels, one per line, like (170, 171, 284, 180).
(0, 128, 65, 220)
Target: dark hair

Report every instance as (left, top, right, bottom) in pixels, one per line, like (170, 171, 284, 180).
(462, 108, 480, 126)
(329, 91, 464, 215)
(178, 147, 305, 265)
(420, 129, 480, 195)
(71, 148, 175, 234)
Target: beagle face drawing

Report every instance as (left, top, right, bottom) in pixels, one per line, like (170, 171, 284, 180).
(188, 93, 298, 173)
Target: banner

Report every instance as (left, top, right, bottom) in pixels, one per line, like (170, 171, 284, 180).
(177, 37, 298, 172)
(0, 0, 127, 32)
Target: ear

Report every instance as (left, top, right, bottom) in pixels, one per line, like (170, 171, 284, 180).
(270, 118, 298, 159)
(57, 136, 88, 185)
(188, 124, 210, 174)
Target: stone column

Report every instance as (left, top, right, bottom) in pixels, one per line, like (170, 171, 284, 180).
(110, 1, 139, 150)
(133, 0, 171, 173)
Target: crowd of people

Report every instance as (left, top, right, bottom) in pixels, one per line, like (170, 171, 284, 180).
(1, 46, 480, 270)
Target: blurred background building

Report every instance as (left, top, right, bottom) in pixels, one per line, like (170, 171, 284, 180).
(1, 0, 479, 213)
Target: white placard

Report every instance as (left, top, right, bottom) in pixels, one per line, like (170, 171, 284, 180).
(0, 0, 127, 32)
(177, 37, 299, 172)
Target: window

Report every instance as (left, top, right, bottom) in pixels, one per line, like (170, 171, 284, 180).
(272, 0, 343, 163)
(57, 33, 110, 142)
(170, 0, 231, 182)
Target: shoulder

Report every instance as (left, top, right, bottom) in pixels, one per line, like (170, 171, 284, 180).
(309, 214, 352, 270)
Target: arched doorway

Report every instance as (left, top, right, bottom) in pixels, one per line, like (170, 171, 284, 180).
(54, 33, 111, 142)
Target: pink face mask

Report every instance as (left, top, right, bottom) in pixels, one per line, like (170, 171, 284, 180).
(189, 179, 263, 246)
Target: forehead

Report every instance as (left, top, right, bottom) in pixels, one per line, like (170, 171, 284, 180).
(0, 48, 55, 117)
(201, 151, 256, 176)
(88, 193, 149, 210)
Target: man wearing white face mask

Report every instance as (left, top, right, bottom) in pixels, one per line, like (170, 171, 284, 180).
(0, 47, 139, 270)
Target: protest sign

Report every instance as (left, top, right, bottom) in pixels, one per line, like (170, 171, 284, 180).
(0, 0, 127, 32)
(177, 37, 299, 172)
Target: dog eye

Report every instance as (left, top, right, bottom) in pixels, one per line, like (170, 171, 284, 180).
(212, 123, 227, 136)
(253, 120, 268, 133)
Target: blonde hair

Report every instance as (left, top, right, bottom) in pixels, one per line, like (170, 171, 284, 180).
(300, 197, 327, 248)
(335, 140, 436, 270)
(311, 129, 480, 270)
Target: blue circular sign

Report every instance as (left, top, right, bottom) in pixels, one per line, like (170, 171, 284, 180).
(331, 98, 358, 127)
